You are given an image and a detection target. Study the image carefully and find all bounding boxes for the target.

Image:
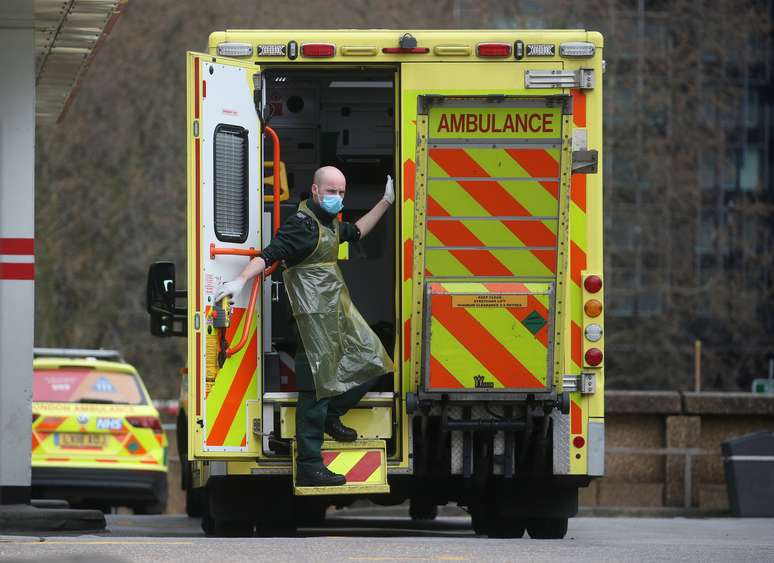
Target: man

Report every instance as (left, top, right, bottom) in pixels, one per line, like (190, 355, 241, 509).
(215, 166, 395, 487)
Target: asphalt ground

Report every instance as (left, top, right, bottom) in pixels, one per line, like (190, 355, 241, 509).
(1, 514, 774, 562)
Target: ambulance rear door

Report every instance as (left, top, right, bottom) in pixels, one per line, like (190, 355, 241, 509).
(186, 52, 265, 459)
(400, 62, 574, 396)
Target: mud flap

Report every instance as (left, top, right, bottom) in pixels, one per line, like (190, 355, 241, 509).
(292, 440, 390, 496)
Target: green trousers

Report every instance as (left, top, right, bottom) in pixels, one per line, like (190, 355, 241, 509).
(295, 378, 379, 472)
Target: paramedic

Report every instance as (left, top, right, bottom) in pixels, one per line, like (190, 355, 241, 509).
(215, 166, 395, 487)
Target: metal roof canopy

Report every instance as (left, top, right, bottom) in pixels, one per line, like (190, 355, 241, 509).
(35, 0, 126, 125)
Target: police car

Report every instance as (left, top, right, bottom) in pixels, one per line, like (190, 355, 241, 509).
(31, 348, 168, 513)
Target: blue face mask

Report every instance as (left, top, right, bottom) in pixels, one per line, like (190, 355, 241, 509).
(320, 194, 344, 215)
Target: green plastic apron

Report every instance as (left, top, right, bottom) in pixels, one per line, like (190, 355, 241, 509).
(282, 201, 394, 399)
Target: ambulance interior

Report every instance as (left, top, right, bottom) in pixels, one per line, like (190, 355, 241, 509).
(261, 69, 397, 403)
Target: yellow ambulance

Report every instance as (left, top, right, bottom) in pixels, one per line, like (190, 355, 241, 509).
(31, 348, 168, 513)
(147, 28, 604, 538)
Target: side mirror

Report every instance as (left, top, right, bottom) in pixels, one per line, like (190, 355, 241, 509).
(147, 261, 177, 337)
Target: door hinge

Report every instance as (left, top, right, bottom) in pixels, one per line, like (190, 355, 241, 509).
(562, 373, 597, 394)
(572, 149, 598, 174)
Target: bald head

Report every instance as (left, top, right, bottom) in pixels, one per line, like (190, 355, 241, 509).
(313, 166, 346, 188)
(311, 166, 347, 207)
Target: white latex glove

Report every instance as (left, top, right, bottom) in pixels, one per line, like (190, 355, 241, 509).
(383, 174, 395, 205)
(214, 278, 245, 303)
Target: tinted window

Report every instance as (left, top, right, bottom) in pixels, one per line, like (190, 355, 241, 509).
(33, 369, 147, 405)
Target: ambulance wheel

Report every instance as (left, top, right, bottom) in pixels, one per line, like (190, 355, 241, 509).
(486, 518, 526, 539)
(212, 518, 255, 537)
(470, 504, 525, 538)
(255, 522, 297, 537)
(201, 512, 214, 535)
(294, 501, 327, 526)
(185, 486, 206, 518)
(409, 498, 438, 521)
(526, 517, 568, 539)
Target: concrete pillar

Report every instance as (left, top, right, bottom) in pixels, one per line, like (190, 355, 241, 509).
(0, 0, 34, 505)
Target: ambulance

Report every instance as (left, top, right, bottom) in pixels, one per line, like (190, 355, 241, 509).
(146, 29, 605, 539)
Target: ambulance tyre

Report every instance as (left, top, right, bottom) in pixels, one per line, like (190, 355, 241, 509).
(201, 511, 214, 535)
(409, 498, 438, 521)
(526, 517, 568, 539)
(470, 504, 525, 538)
(255, 522, 297, 537)
(471, 514, 526, 538)
(204, 477, 256, 537)
(186, 486, 206, 518)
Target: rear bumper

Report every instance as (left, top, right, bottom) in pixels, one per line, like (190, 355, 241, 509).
(31, 467, 167, 504)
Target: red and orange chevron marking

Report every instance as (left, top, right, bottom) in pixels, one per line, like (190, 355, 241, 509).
(425, 147, 560, 279)
(205, 307, 258, 448)
(426, 282, 552, 391)
(321, 449, 384, 484)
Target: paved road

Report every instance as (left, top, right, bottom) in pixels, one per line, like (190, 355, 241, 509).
(2, 514, 774, 562)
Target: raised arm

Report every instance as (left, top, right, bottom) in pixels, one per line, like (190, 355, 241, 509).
(355, 175, 395, 238)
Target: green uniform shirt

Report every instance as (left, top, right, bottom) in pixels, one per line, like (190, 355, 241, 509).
(261, 199, 360, 267)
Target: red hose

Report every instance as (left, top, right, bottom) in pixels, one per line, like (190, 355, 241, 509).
(227, 126, 281, 356)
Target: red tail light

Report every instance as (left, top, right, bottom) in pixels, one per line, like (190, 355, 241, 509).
(301, 43, 335, 58)
(126, 416, 163, 434)
(382, 47, 430, 54)
(573, 436, 586, 448)
(584, 275, 603, 293)
(585, 348, 604, 366)
(477, 43, 512, 58)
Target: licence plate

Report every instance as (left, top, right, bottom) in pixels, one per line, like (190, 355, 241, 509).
(58, 433, 107, 448)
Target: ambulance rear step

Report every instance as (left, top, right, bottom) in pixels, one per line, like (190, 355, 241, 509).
(292, 440, 390, 496)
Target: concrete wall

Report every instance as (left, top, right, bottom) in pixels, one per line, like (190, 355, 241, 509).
(581, 392, 774, 511)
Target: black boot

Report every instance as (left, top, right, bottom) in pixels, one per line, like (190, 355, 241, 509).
(324, 418, 358, 442)
(297, 465, 346, 487)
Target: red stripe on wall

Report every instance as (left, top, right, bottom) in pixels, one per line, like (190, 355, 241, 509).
(0, 238, 34, 255)
(0, 263, 34, 280)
